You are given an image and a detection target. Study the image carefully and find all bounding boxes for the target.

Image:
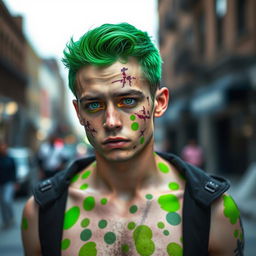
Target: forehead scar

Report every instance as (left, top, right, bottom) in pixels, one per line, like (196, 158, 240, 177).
(112, 67, 136, 88)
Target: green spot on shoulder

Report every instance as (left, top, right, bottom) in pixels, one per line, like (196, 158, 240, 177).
(130, 115, 136, 121)
(80, 229, 92, 241)
(157, 222, 165, 229)
(158, 194, 180, 212)
(79, 241, 97, 256)
(82, 170, 91, 179)
(71, 173, 80, 183)
(21, 217, 28, 230)
(63, 206, 80, 230)
(104, 232, 116, 245)
(98, 219, 108, 229)
(100, 198, 108, 205)
(80, 183, 89, 190)
(166, 212, 181, 226)
(81, 218, 90, 228)
(158, 162, 170, 173)
(133, 225, 155, 256)
(61, 238, 70, 250)
(83, 196, 95, 211)
(223, 195, 240, 224)
(131, 122, 139, 131)
(122, 244, 130, 253)
(168, 182, 179, 190)
(129, 205, 138, 214)
(127, 221, 136, 230)
(167, 242, 183, 256)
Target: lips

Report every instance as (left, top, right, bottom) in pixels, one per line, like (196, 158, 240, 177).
(102, 137, 130, 148)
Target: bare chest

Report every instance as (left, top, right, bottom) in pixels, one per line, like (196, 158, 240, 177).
(61, 191, 184, 256)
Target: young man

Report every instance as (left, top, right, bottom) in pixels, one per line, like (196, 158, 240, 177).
(21, 23, 244, 256)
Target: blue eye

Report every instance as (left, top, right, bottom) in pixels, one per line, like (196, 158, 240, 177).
(123, 98, 135, 105)
(88, 102, 100, 109)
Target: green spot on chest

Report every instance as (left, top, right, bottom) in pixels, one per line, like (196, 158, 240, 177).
(133, 225, 155, 256)
(61, 238, 71, 250)
(104, 232, 116, 244)
(166, 212, 181, 226)
(168, 182, 179, 190)
(158, 194, 180, 212)
(127, 221, 136, 230)
(145, 194, 153, 200)
(98, 219, 108, 229)
(100, 198, 108, 205)
(79, 241, 97, 256)
(80, 183, 89, 190)
(81, 218, 90, 228)
(122, 244, 130, 253)
(129, 205, 138, 214)
(83, 196, 95, 211)
(157, 221, 165, 229)
(167, 242, 183, 256)
(63, 206, 80, 230)
(80, 229, 92, 241)
(70, 173, 80, 183)
(158, 162, 170, 173)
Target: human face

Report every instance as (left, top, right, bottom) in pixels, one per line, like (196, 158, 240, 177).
(73, 59, 157, 162)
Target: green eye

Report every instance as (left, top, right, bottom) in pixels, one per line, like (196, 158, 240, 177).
(124, 98, 135, 105)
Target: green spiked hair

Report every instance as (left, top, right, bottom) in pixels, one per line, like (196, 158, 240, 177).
(62, 23, 162, 97)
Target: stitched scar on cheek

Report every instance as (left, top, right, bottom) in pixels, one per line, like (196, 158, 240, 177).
(112, 67, 136, 88)
(135, 106, 150, 121)
(84, 120, 97, 136)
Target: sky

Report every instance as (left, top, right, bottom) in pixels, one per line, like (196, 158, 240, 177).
(3, 0, 159, 136)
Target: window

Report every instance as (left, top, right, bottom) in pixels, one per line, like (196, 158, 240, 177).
(215, 0, 227, 48)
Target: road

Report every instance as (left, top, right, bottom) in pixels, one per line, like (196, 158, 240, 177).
(0, 196, 255, 255)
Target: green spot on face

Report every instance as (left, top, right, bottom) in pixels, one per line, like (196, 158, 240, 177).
(81, 218, 90, 228)
(80, 183, 89, 190)
(71, 173, 80, 183)
(129, 205, 138, 214)
(145, 194, 153, 200)
(166, 212, 181, 226)
(168, 182, 180, 190)
(133, 225, 155, 256)
(80, 229, 92, 241)
(223, 195, 240, 224)
(79, 241, 97, 256)
(158, 162, 170, 173)
(131, 122, 139, 131)
(61, 238, 70, 250)
(163, 230, 170, 236)
(127, 221, 136, 230)
(82, 170, 91, 179)
(83, 196, 95, 211)
(158, 194, 180, 212)
(140, 137, 145, 144)
(167, 242, 183, 256)
(21, 217, 28, 230)
(122, 244, 130, 253)
(130, 115, 136, 121)
(234, 229, 239, 238)
(63, 206, 80, 230)
(157, 222, 165, 229)
(100, 198, 108, 205)
(104, 232, 116, 245)
(98, 219, 108, 229)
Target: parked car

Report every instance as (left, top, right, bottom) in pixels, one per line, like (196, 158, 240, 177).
(8, 147, 34, 196)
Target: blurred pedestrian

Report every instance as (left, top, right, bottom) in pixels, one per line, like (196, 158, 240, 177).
(37, 134, 69, 179)
(0, 141, 17, 229)
(181, 138, 204, 168)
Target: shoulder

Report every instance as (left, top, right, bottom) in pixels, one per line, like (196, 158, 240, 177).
(209, 193, 244, 255)
(21, 196, 42, 256)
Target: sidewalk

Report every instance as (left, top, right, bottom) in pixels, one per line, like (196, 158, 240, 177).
(0, 197, 27, 256)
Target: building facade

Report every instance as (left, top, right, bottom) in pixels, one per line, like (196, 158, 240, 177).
(158, 0, 256, 175)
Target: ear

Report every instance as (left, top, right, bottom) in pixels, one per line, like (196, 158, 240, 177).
(154, 87, 169, 117)
(72, 99, 84, 125)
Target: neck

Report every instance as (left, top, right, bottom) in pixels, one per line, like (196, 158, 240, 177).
(94, 140, 158, 198)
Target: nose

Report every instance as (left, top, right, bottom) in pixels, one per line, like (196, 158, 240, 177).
(103, 104, 122, 131)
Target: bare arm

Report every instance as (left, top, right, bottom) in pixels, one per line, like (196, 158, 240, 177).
(209, 194, 244, 256)
(21, 196, 42, 256)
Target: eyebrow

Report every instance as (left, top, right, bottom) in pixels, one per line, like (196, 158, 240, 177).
(78, 90, 145, 102)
